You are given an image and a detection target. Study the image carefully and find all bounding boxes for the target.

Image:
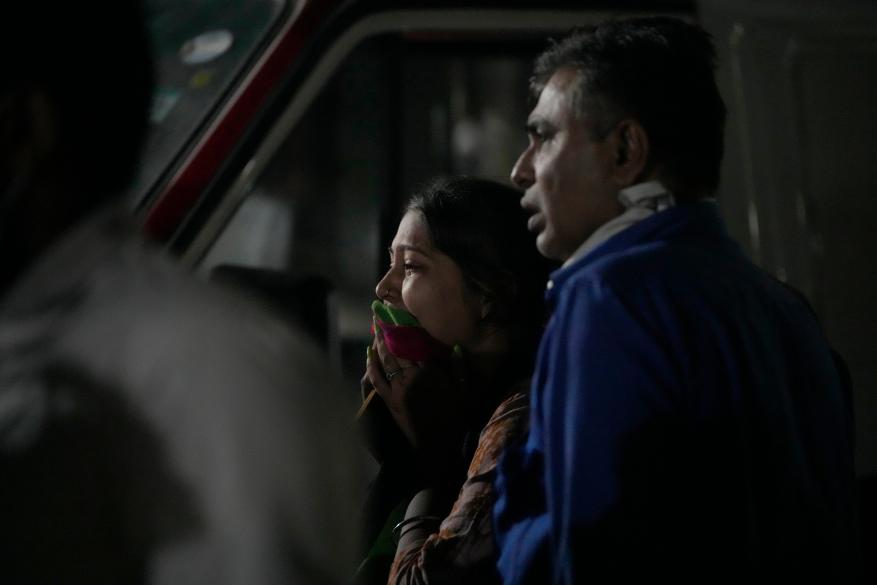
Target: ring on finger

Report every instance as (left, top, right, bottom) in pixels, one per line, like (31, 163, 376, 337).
(385, 368, 404, 381)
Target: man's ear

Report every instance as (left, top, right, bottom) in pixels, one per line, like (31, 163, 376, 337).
(0, 89, 61, 292)
(608, 119, 650, 188)
(0, 88, 57, 194)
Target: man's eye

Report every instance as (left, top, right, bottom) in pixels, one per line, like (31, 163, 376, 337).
(530, 132, 552, 148)
(403, 262, 419, 274)
(537, 128, 554, 142)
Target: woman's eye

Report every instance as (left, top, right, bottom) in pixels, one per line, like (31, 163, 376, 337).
(403, 262, 419, 274)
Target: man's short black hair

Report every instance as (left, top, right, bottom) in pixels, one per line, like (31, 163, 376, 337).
(1, 1, 154, 207)
(532, 17, 726, 200)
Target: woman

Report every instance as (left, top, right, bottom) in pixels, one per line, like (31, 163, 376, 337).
(358, 176, 552, 584)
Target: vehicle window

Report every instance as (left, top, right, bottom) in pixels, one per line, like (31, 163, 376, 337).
(200, 32, 541, 385)
(131, 0, 289, 208)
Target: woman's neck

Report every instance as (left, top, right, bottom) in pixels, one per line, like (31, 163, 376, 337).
(461, 326, 520, 398)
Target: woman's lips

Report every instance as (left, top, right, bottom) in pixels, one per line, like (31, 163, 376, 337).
(527, 212, 545, 233)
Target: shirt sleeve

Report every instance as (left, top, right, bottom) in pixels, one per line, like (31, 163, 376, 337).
(389, 391, 529, 585)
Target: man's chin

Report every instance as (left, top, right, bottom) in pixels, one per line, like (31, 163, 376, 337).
(535, 233, 569, 262)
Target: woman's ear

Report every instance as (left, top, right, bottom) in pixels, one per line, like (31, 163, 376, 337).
(479, 274, 517, 323)
(608, 118, 651, 188)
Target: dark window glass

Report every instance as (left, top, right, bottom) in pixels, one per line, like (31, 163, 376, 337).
(201, 32, 543, 384)
(131, 0, 289, 207)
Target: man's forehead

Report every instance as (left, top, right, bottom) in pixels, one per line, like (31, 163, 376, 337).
(546, 66, 582, 92)
(529, 67, 582, 124)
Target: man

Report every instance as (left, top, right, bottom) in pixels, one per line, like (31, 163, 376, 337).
(494, 17, 858, 584)
(0, 3, 360, 584)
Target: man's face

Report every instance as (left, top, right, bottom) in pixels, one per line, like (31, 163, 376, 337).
(511, 67, 624, 261)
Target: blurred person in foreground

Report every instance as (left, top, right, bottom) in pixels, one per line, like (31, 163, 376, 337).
(356, 177, 552, 584)
(494, 17, 858, 584)
(0, 3, 361, 584)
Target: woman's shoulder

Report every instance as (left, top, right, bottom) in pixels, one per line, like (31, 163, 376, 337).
(477, 381, 531, 451)
(489, 380, 530, 424)
(464, 383, 530, 481)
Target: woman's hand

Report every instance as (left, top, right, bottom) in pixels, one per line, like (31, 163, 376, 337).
(366, 318, 469, 475)
(366, 318, 421, 446)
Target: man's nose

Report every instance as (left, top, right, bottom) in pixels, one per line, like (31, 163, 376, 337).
(511, 147, 535, 189)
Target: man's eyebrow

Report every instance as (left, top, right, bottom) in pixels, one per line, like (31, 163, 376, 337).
(525, 117, 551, 134)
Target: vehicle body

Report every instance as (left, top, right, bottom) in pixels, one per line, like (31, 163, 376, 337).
(136, 0, 693, 371)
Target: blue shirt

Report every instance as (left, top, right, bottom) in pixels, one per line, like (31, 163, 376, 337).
(493, 202, 857, 583)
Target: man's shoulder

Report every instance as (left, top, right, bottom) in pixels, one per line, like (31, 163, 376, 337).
(0, 211, 334, 416)
(554, 227, 803, 324)
(555, 223, 823, 344)
(0, 223, 365, 585)
(67, 242, 327, 402)
(559, 237, 696, 297)
(556, 202, 745, 294)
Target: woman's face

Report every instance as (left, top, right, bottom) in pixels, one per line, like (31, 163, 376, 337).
(375, 210, 484, 348)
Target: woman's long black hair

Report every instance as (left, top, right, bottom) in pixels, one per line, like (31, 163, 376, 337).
(406, 176, 555, 376)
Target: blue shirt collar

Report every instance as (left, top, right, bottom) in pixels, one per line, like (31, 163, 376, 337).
(545, 200, 730, 301)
